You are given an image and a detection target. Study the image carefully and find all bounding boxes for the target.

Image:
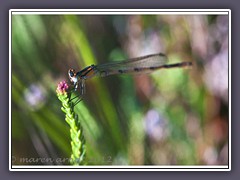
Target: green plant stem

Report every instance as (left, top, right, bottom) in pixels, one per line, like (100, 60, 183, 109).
(56, 82, 86, 165)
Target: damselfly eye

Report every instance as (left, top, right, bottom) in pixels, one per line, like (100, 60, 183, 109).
(68, 69, 76, 78)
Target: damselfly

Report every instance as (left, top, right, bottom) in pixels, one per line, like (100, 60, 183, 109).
(68, 53, 192, 104)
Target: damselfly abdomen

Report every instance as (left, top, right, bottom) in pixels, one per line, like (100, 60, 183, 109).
(68, 53, 192, 102)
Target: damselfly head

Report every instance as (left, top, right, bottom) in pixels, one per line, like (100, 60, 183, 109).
(68, 68, 75, 78)
(68, 69, 78, 84)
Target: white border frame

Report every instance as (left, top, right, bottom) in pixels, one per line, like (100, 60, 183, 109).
(9, 9, 231, 171)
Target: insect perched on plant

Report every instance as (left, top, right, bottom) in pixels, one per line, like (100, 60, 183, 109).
(68, 53, 192, 105)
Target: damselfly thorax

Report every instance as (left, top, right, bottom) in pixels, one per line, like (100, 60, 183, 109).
(68, 53, 192, 98)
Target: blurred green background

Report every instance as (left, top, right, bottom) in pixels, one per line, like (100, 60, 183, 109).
(11, 14, 229, 165)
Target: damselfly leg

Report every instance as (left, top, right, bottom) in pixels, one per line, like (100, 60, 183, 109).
(69, 80, 85, 106)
